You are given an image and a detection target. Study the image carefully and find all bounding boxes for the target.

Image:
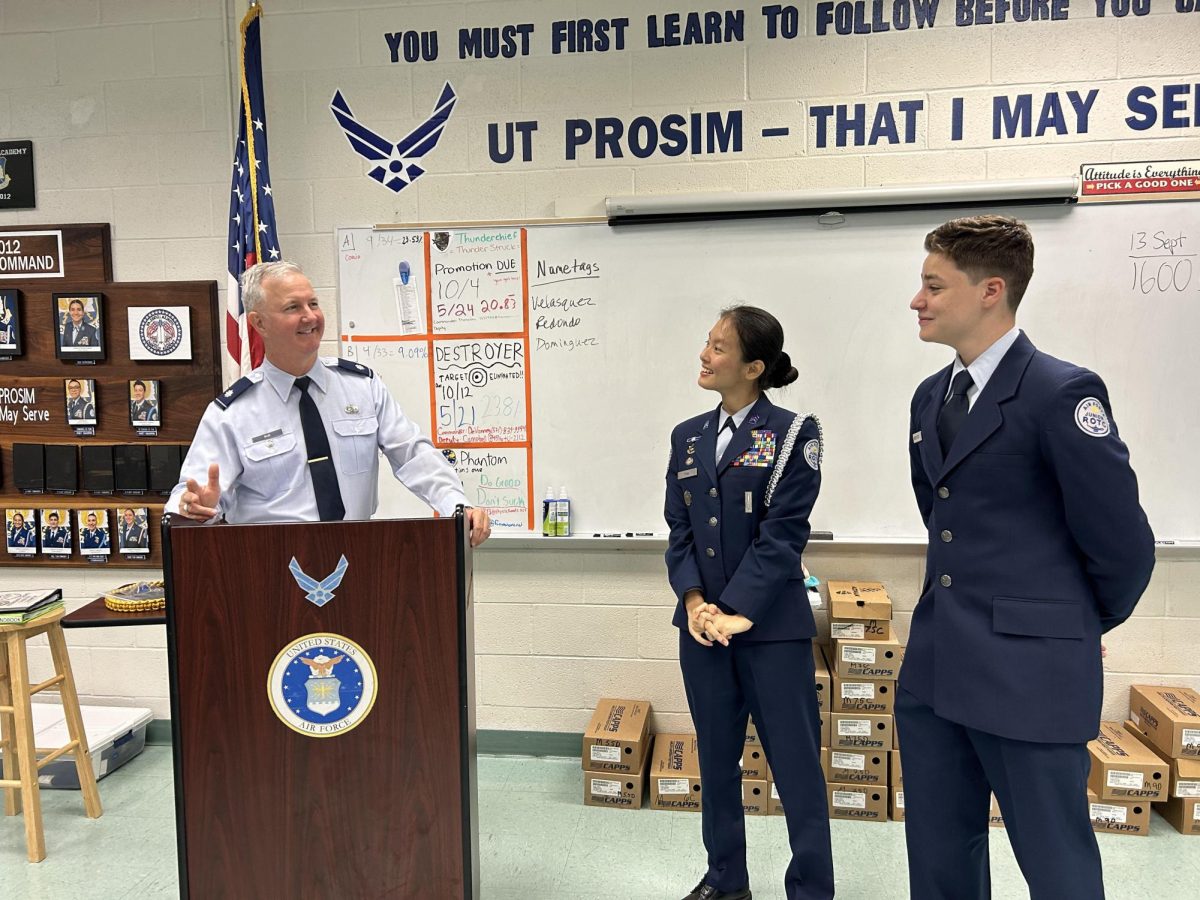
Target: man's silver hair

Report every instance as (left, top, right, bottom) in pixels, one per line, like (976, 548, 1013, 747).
(240, 261, 304, 314)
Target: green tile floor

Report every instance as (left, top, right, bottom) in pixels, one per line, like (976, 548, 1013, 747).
(1, 747, 1196, 898)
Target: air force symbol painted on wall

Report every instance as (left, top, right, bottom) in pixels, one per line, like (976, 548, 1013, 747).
(330, 82, 457, 193)
(268, 633, 378, 738)
(1074, 397, 1111, 437)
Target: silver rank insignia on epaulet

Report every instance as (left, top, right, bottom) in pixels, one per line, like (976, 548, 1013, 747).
(764, 413, 824, 508)
(332, 357, 373, 377)
(214, 371, 263, 410)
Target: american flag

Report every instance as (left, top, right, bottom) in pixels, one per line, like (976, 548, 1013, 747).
(227, 2, 280, 378)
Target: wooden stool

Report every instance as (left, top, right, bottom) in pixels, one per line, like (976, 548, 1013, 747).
(0, 608, 102, 862)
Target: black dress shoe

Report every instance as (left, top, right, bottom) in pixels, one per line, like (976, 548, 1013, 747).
(680, 880, 752, 900)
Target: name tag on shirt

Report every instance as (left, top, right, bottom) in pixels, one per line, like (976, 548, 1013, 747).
(252, 429, 284, 443)
(676, 468, 698, 480)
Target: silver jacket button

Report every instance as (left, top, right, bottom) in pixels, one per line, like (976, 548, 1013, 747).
(940, 574, 952, 588)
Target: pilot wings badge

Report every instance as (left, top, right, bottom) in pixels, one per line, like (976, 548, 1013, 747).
(330, 82, 457, 193)
(288, 555, 349, 607)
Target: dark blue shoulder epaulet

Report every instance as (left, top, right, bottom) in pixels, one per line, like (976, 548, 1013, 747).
(332, 357, 373, 377)
(213, 373, 261, 410)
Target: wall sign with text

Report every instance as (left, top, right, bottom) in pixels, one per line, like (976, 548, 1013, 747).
(0, 141, 34, 211)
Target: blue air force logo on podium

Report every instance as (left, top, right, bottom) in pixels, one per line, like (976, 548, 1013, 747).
(268, 633, 378, 738)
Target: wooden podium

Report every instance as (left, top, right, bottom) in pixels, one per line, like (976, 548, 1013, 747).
(162, 512, 478, 898)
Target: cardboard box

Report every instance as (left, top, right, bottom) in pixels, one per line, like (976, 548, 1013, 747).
(1086, 789, 1150, 836)
(831, 675, 896, 714)
(768, 780, 785, 816)
(582, 698, 652, 773)
(822, 748, 887, 785)
(826, 782, 888, 822)
(1170, 757, 1200, 799)
(742, 778, 770, 816)
(829, 618, 892, 642)
(1087, 722, 1168, 802)
(989, 793, 1005, 828)
(819, 711, 830, 749)
(649, 733, 702, 812)
(1158, 796, 1200, 836)
(741, 743, 771, 781)
(746, 717, 760, 747)
(890, 750, 903, 786)
(1123, 719, 1200, 798)
(1128, 685, 1200, 759)
(584, 751, 649, 810)
(826, 581, 892, 621)
(813, 644, 831, 712)
(891, 785, 905, 821)
(830, 713, 893, 752)
(833, 638, 903, 679)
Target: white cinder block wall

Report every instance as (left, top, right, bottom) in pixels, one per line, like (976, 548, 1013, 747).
(3, 0, 1197, 729)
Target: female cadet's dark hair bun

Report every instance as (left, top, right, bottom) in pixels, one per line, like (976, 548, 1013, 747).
(766, 351, 799, 389)
(721, 305, 797, 391)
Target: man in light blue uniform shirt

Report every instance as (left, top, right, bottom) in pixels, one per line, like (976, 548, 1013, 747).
(168, 260, 491, 546)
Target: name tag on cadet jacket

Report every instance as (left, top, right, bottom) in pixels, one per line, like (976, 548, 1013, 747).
(677, 468, 698, 479)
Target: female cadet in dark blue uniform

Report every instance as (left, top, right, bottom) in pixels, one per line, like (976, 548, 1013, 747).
(665, 306, 833, 900)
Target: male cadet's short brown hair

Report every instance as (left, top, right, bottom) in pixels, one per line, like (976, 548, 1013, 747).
(924, 215, 1035, 311)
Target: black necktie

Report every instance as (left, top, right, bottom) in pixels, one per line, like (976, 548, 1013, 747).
(294, 376, 346, 521)
(937, 369, 975, 455)
(721, 416, 737, 434)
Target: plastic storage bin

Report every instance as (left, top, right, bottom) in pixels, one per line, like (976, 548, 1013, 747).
(1, 703, 155, 790)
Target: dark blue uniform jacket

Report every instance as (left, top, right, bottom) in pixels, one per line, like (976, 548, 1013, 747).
(901, 332, 1155, 744)
(665, 395, 822, 642)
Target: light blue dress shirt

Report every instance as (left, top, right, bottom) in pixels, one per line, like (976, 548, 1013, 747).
(168, 357, 468, 524)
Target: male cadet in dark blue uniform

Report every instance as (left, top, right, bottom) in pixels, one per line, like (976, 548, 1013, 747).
(41, 511, 71, 550)
(65, 379, 96, 423)
(899, 214, 1155, 899)
(79, 511, 110, 550)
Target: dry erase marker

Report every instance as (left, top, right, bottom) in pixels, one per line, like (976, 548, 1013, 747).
(594, 532, 622, 537)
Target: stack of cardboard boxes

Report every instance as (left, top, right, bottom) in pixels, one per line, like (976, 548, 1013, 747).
(1085, 720, 1164, 836)
(1121, 685, 1200, 836)
(823, 580, 901, 823)
(582, 698, 652, 809)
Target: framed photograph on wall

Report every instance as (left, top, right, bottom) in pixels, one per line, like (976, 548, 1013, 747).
(128, 379, 162, 427)
(53, 292, 105, 361)
(64, 377, 97, 426)
(78, 508, 111, 556)
(39, 507, 72, 556)
(0, 288, 21, 357)
(5, 508, 37, 556)
(116, 506, 150, 555)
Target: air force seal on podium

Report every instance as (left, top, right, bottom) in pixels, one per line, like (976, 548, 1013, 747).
(268, 633, 378, 738)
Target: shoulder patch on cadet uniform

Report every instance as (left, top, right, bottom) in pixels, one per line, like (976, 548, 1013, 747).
(332, 357, 373, 378)
(1074, 397, 1110, 437)
(804, 439, 821, 470)
(213, 372, 262, 410)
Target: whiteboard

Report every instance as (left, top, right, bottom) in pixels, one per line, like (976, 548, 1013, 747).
(337, 201, 1199, 540)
